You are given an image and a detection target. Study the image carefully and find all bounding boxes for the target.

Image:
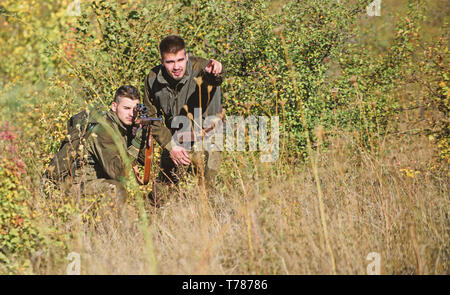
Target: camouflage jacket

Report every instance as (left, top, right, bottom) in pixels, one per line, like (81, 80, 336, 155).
(143, 55, 225, 151)
(81, 110, 143, 182)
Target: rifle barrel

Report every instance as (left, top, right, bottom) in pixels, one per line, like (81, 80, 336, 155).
(135, 117, 163, 125)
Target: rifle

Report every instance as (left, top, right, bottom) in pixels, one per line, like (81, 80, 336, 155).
(134, 103, 163, 185)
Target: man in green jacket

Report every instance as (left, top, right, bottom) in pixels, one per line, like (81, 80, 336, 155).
(45, 85, 146, 204)
(143, 35, 225, 186)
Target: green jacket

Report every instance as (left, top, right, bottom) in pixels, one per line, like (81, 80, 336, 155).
(82, 110, 143, 182)
(143, 56, 225, 151)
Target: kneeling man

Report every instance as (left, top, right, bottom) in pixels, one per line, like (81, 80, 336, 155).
(45, 85, 146, 205)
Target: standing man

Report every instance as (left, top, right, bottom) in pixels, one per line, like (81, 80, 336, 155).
(143, 35, 225, 187)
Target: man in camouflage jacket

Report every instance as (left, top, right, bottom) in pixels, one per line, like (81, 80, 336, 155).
(143, 35, 225, 186)
(46, 85, 146, 203)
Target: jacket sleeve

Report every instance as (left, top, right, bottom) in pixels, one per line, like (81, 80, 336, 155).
(128, 126, 148, 166)
(88, 125, 129, 181)
(189, 56, 224, 118)
(190, 56, 226, 87)
(143, 72, 177, 151)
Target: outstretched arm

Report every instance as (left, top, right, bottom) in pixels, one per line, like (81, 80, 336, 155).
(205, 59, 223, 76)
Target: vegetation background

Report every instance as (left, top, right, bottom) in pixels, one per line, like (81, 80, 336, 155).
(0, 0, 448, 274)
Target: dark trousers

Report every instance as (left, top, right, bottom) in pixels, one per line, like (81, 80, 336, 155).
(157, 148, 221, 186)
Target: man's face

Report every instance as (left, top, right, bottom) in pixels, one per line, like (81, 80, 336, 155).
(161, 49, 188, 81)
(111, 96, 139, 126)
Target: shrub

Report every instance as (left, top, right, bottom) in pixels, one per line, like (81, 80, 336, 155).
(0, 123, 43, 273)
(69, 0, 423, 156)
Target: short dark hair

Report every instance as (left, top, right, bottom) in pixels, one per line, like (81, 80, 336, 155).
(114, 85, 140, 103)
(159, 35, 186, 56)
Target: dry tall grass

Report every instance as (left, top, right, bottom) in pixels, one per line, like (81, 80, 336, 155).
(30, 123, 448, 274)
(1, 0, 448, 275)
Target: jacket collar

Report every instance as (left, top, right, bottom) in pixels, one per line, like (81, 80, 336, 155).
(106, 109, 128, 135)
(156, 57, 193, 86)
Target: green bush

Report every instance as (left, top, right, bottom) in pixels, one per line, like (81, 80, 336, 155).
(0, 123, 43, 273)
(68, 0, 423, 156)
(0, 0, 447, 274)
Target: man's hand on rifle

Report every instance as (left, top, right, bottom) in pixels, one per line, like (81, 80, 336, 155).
(170, 145, 190, 166)
(132, 164, 144, 185)
(205, 59, 222, 76)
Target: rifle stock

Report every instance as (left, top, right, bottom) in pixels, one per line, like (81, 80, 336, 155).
(133, 104, 163, 186)
(143, 126, 153, 185)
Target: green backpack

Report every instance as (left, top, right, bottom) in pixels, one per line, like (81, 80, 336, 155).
(44, 110, 99, 183)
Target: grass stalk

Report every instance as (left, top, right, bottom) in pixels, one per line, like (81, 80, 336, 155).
(276, 27, 337, 275)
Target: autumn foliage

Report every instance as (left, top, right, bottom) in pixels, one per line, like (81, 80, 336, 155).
(0, 0, 448, 274)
